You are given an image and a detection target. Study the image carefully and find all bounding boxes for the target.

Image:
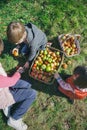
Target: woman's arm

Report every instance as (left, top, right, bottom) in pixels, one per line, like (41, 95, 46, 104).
(0, 72, 21, 88)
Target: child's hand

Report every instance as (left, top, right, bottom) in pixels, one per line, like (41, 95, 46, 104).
(24, 61, 29, 69)
(12, 48, 19, 56)
(17, 67, 24, 74)
(47, 42, 53, 47)
(54, 72, 60, 79)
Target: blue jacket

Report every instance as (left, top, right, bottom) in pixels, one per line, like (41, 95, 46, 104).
(25, 23, 47, 61)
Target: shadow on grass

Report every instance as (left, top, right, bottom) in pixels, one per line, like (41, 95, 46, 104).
(0, 37, 73, 124)
(7, 67, 70, 101)
(3, 37, 71, 99)
(49, 36, 61, 50)
(2, 37, 71, 101)
(0, 110, 8, 125)
(21, 70, 71, 99)
(3, 39, 15, 54)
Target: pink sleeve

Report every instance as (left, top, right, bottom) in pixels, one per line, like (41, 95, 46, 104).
(0, 72, 21, 88)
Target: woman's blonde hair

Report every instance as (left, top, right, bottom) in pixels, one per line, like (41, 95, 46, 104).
(0, 38, 4, 52)
(7, 22, 25, 44)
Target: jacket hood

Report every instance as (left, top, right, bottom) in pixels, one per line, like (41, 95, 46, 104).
(25, 26, 34, 43)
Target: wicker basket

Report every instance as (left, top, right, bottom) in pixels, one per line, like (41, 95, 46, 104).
(29, 46, 64, 85)
(58, 34, 81, 57)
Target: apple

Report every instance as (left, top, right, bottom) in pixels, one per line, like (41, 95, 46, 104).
(52, 52, 56, 57)
(56, 62, 59, 66)
(67, 60, 72, 65)
(48, 58, 52, 63)
(56, 51, 60, 55)
(62, 35, 66, 40)
(42, 56, 47, 61)
(38, 74, 42, 80)
(30, 72, 34, 76)
(43, 50, 48, 55)
(38, 61, 43, 66)
(48, 54, 51, 58)
(40, 50, 44, 54)
(37, 56, 42, 61)
(36, 66, 39, 70)
(58, 57, 61, 61)
(35, 60, 39, 65)
(48, 51, 52, 55)
(12, 49, 19, 56)
(50, 63, 54, 68)
(70, 36, 74, 42)
(65, 48, 71, 55)
(62, 63, 68, 69)
(41, 64, 46, 70)
(46, 66, 51, 72)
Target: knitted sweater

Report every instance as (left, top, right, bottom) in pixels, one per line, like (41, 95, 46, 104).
(0, 63, 21, 109)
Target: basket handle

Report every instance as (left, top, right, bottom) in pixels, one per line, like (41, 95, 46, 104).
(74, 34, 81, 42)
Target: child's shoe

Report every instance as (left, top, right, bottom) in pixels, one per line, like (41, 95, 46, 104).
(68, 98, 74, 104)
(7, 117, 28, 130)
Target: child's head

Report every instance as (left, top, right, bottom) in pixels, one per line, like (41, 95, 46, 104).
(0, 38, 4, 55)
(7, 22, 27, 44)
(73, 66, 87, 88)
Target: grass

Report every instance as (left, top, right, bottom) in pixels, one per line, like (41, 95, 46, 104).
(0, 0, 87, 130)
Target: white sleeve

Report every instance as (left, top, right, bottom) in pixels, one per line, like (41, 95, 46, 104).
(57, 77, 74, 92)
(80, 88, 87, 92)
(0, 63, 7, 76)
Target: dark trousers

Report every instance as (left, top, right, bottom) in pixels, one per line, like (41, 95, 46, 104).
(9, 80, 37, 120)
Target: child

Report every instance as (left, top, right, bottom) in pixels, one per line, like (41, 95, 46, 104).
(0, 38, 37, 130)
(54, 66, 87, 101)
(7, 22, 51, 69)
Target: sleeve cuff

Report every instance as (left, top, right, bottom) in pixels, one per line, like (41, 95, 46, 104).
(57, 77, 61, 81)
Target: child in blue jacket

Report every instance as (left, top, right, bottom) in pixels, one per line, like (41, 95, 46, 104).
(7, 22, 51, 69)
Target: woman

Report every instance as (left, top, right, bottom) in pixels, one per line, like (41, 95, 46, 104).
(0, 38, 37, 130)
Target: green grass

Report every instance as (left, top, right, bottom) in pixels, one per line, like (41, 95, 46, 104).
(0, 0, 87, 130)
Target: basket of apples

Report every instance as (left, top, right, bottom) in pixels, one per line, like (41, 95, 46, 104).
(58, 34, 81, 57)
(29, 46, 64, 85)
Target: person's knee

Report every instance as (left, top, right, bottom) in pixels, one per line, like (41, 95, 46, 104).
(26, 86, 37, 99)
(32, 89, 37, 99)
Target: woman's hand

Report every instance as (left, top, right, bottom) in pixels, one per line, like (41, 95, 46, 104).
(17, 67, 24, 74)
(24, 61, 29, 69)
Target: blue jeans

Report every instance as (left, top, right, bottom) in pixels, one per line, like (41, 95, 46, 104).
(21, 44, 29, 55)
(9, 80, 37, 120)
(21, 41, 47, 55)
